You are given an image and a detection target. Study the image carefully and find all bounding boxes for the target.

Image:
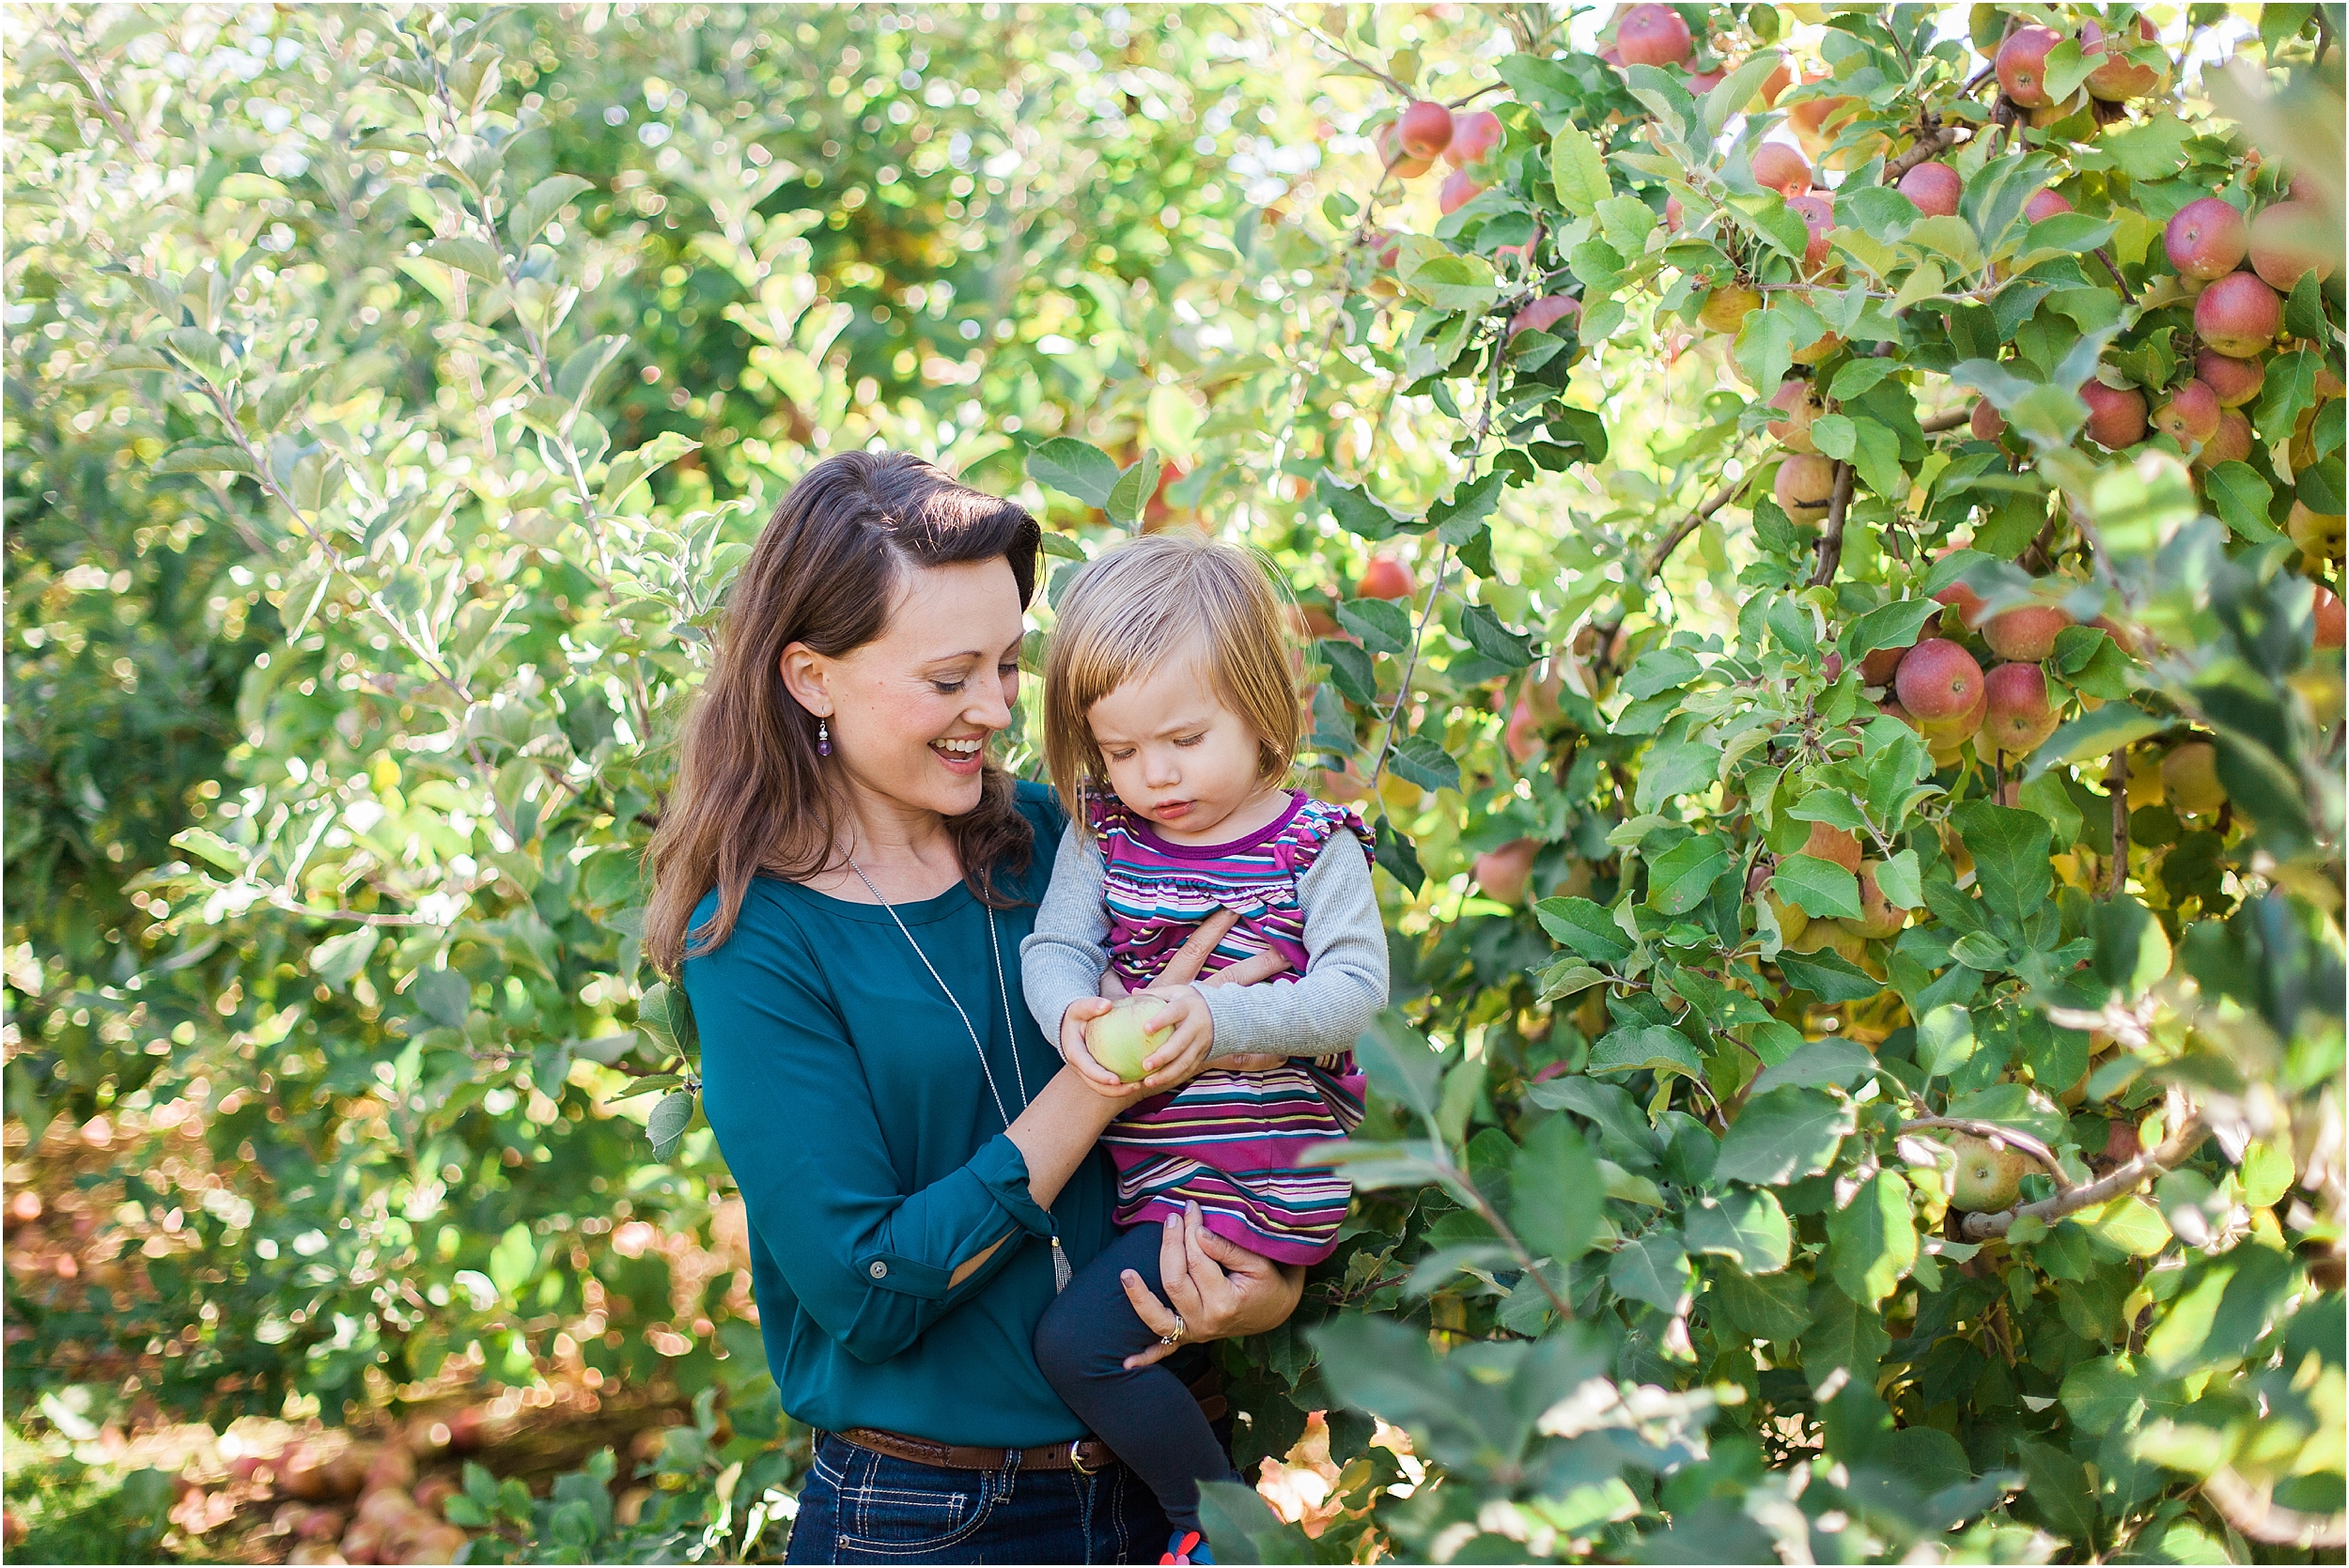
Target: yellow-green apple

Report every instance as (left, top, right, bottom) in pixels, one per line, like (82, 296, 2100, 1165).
(1086, 996, 1174, 1083)
(2160, 740, 2227, 815)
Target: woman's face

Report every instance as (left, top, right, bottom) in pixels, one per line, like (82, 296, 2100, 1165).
(797, 557, 1026, 825)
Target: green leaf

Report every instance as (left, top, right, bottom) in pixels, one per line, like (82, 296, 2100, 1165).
(2015, 1440, 2096, 1543)
(1387, 734, 1460, 794)
(1874, 849, 1922, 909)
(1610, 1232, 1691, 1310)
(1550, 126, 1611, 216)
(1707, 1263, 1813, 1341)
(1915, 1004, 1978, 1079)
(2081, 1195, 2171, 1259)
(488, 1222, 537, 1296)
(1196, 1482, 1313, 1565)
(153, 442, 258, 476)
(508, 172, 594, 249)
(2028, 705, 2167, 775)
(1838, 598, 1940, 663)
(1533, 896, 1635, 964)
(647, 1088, 696, 1159)
(1028, 438, 1122, 507)
(1355, 1012, 1443, 1124)
(1772, 854, 1862, 921)
(1103, 450, 1158, 527)
(1827, 1172, 1917, 1308)
(424, 237, 506, 284)
(2060, 1354, 2156, 1437)
(1392, 235, 1499, 312)
(1511, 1114, 1603, 1264)
(1645, 833, 1731, 916)
(1810, 416, 1905, 501)
(1774, 947, 1882, 1002)
(1750, 1039, 1875, 1095)
(170, 826, 246, 872)
(1707, 50, 1782, 136)
(599, 431, 702, 510)
(1803, 1283, 1890, 1386)
(412, 968, 473, 1032)
(1588, 1024, 1703, 1079)
(1951, 803, 2052, 928)
(2102, 115, 2194, 181)
(1459, 602, 1534, 668)
(1622, 647, 1703, 699)
(1315, 472, 1407, 540)
(309, 928, 379, 990)
(1335, 597, 1411, 656)
(1715, 1087, 1855, 1186)
(2201, 460, 2277, 539)
(1685, 1189, 1791, 1274)
(1429, 470, 1505, 546)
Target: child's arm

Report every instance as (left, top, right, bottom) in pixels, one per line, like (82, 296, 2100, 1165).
(1198, 828, 1388, 1059)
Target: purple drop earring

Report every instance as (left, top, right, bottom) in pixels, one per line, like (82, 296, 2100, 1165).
(817, 719, 831, 757)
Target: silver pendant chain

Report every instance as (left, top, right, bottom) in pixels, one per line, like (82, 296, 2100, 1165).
(844, 855, 1070, 1292)
(843, 856, 1028, 1126)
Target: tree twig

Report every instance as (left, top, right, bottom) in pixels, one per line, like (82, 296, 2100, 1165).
(2106, 751, 2129, 895)
(2201, 1466, 2348, 1549)
(1641, 471, 1746, 582)
(1364, 331, 1506, 796)
(1959, 1111, 2205, 1240)
(1271, 5, 1413, 95)
(1901, 1116, 2077, 1192)
(1920, 408, 1971, 434)
(1807, 460, 1856, 587)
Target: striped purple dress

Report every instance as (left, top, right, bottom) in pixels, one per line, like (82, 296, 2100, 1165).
(1091, 790, 1372, 1265)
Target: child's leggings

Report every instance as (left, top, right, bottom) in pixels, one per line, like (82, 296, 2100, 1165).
(1034, 1222, 1245, 1538)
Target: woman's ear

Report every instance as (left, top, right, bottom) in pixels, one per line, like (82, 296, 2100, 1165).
(779, 643, 832, 717)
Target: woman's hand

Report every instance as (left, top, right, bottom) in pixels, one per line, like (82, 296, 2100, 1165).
(1116, 1202, 1304, 1370)
(1100, 907, 1291, 998)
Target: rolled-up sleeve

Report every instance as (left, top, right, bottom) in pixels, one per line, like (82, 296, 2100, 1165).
(686, 901, 1046, 1364)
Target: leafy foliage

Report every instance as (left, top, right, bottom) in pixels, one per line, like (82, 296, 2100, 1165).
(5, 3, 2344, 1563)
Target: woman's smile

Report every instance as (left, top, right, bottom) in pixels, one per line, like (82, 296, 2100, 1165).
(930, 734, 988, 774)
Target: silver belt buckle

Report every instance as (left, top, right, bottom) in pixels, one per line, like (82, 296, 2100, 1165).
(1068, 1439, 1098, 1476)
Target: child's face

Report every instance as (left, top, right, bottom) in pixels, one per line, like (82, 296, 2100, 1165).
(1086, 649, 1271, 841)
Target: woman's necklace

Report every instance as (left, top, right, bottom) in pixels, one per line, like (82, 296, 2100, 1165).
(844, 855, 1071, 1292)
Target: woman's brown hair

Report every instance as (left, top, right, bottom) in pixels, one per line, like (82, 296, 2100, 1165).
(646, 451, 1042, 973)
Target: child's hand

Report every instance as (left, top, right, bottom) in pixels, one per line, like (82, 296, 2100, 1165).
(1059, 998, 1133, 1098)
(1132, 983, 1214, 1092)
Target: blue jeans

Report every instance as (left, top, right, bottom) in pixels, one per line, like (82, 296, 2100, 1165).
(785, 1431, 1172, 1563)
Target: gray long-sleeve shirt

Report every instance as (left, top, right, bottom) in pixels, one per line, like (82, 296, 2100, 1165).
(1019, 821, 1390, 1060)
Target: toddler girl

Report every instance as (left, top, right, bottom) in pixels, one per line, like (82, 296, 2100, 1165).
(1021, 532, 1389, 1565)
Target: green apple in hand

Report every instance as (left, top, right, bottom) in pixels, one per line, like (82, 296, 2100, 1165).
(1943, 1132, 2028, 1212)
(1086, 997, 1174, 1083)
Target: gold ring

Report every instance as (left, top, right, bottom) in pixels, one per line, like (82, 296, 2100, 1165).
(1159, 1312, 1187, 1348)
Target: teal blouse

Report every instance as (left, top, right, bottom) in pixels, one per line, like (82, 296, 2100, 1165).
(684, 783, 1121, 1447)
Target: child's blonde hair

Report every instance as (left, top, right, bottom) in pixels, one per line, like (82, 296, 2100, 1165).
(1040, 531, 1299, 828)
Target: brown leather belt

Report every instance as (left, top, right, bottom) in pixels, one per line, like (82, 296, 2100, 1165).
(830, 1369, 1227, 1475)
(836, 1427, 1121, 1473)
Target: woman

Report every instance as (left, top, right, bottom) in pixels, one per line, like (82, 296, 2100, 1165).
(647, 451, 1304, 1564)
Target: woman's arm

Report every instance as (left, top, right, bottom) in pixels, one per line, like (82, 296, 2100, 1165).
(692, 902, 1116, 1363)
